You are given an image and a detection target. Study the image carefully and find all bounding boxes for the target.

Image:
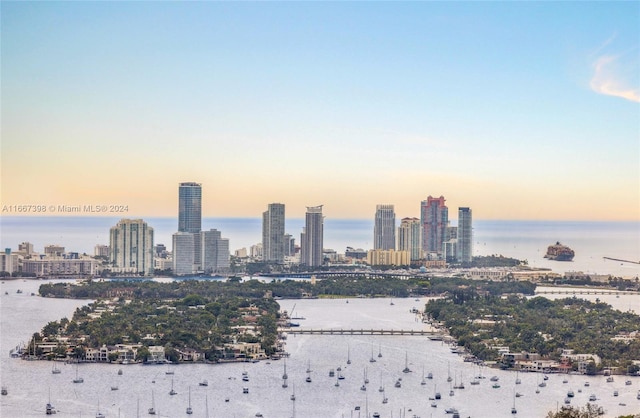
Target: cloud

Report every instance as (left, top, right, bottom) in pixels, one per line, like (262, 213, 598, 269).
(589, 46, 639, 103)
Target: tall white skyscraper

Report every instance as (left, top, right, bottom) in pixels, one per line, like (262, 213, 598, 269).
(457, 207, 473, 263)
(397, 217, 422, 261)
(109, 219, 154, 275)
(262, 203, 286, 263)
(374, 204, 396, 250)
(301, 205, 324, 267)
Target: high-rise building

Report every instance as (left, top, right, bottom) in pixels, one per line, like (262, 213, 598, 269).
(301, 205, 324, 267)
(420, 196, 448, 257)
(172, 232, 195, 276)
(284, 234, 295, 257)
(44, 245, 65, 257)
(94, 244, 110, 258)
(374, 204, 396, 250)
(457, 207, 473, 263)
(178, 182, 202, 233)
(201, 229, 230, 274)
(262, 203, 286, 263)
(109, 219, 154, 275)
(397, 217, 422, 261)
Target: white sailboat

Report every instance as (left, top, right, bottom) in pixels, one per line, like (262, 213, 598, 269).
(72, 362, 83, 383)
(186, 386, 193, 415)
(169, 378, 177, 395)
(148, 390, 156, 415)
(402, 352, 411, 373)
(51, 363, 61, 374)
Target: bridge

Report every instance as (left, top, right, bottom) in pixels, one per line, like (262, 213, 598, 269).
(260, 271, 415, 280)
(535, 290, 638, 295)
(278, 328, 444, 337)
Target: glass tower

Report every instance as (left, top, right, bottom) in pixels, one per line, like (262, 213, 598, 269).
(178, 182, 202, 233)
(457, 207, 473, 263)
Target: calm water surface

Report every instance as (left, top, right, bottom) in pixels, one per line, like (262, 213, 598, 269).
(2, 280, 640, 417)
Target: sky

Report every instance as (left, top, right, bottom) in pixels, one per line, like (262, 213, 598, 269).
(1, 2, 639, 221)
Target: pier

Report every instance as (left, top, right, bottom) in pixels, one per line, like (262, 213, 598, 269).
(278, 328, 444, 337)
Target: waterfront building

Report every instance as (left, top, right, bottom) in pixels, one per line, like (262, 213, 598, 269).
(250, 243, 263, 260)
(457, 207, 473, 263)
(17, 242, 34, 256)
(44, 245, 65, 257)
(201, 229, 230, 274)
(109, 219, 154, 275)
(172, 232, 195, 276)
(397, 217, 422, 261)
(262, 203, 286, 263)
(301, 205, 324, 267)
(94, 244, 110, 258)
(367, 249, 410, 267)
(374, 204, 396, 250)
(22, 258, 98, 276)
(420, 196, 449, 257)
(178, 182, 202, 233)
(0, 249, 20, 274)
(443, 239, 457, 263)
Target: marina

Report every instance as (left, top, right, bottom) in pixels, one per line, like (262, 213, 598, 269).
(1, 279, 639, 417)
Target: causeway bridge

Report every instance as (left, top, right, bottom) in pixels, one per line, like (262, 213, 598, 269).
(535, 289, 638, 295)
(278, 328, 444, 337)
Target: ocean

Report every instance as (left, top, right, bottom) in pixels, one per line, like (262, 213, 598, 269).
(0, 216, 638, 278)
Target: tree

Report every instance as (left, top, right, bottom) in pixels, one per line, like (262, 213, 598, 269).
(546, 403, 604, 418)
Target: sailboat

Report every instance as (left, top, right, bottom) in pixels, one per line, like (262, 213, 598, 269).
(148, 390, 156, 415)
(186, 386, 193, 415)
(402, 352, 411, 373)
(369, 345, 376, 363)
(377, 344, 382, 358)
(169, 378, 177, 395)
(72, 362, 83, 383)
(447, 361, 452, 382)
(95, 400, 106, 418)
(51, 363, 61, 374)
(421, 365, 427, 385)
(282, 358, 288, 380)
(515, 371, 521, 385)
(305, 360, 312, 383)
(511, 390, 517, 414)
(347, 345, 351, 365)
(46, 387, 55, 415)
(290, 383, 296, 401)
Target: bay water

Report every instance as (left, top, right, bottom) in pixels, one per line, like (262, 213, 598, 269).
(1, 279, 639, 417)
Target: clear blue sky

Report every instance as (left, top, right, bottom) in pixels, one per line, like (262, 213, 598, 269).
(2, 2, 638, 220)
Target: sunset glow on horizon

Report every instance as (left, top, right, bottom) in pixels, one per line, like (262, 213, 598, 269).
(2, 2, 638, 221)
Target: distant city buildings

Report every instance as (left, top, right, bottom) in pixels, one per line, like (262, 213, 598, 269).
(367, 249, 410, 266)
(201, 229, 230, 274)
(397, 217, 422, 261)
(94, 244, 110, 258)
(172, 182, 230, 275)
(374, 204, 396, 250)
(421, 196, 448, 258)
(262, 203, 286, 263)
(109, 218, 154, 275)
(457, 207, 473, 263)
(301, 205, 324, 267)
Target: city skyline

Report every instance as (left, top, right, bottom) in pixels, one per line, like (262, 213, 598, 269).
(1, 2, 638, 221)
